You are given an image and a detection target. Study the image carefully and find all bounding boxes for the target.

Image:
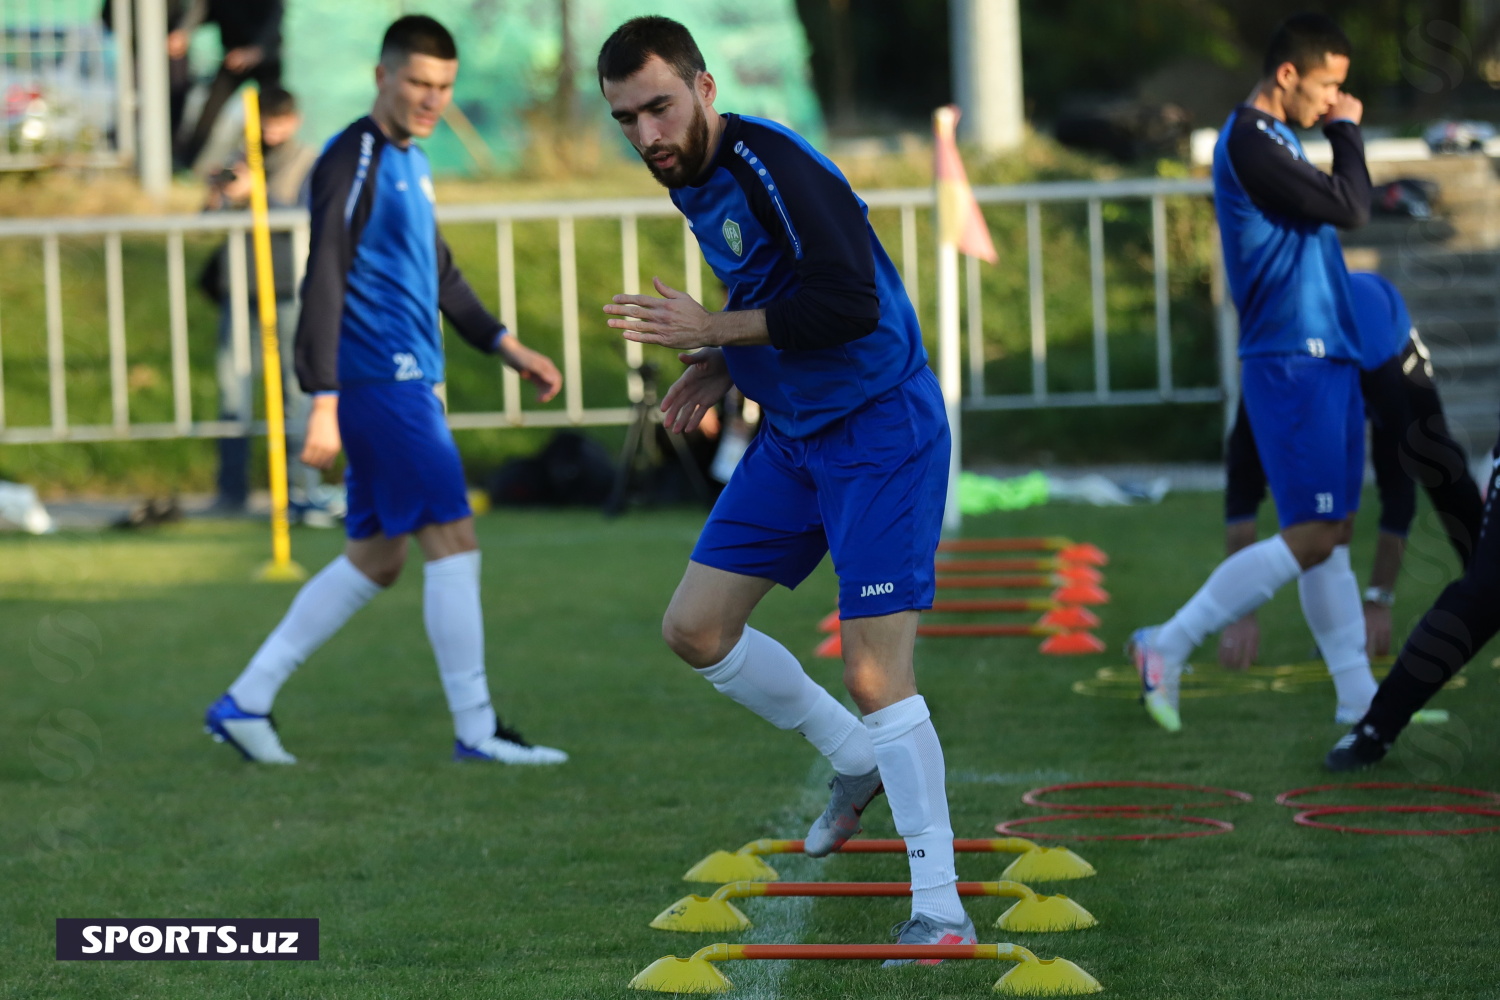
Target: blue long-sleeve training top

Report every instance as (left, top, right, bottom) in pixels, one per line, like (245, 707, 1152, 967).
(294, 116, 505, 393)
(671, 113, 927, 438)
(1212, 105, 1371, 362)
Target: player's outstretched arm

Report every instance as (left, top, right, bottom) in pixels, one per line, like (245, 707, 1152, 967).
(659, 348, 733, 434)
(496, 335, 562, 403)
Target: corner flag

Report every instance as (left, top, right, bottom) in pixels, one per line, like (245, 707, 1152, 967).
(933, 105, 997, 263)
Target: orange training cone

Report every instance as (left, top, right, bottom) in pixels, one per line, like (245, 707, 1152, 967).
(1053, 584, 1109, 606)
(817, 610, 841, 633)
(1039, 607, 1101, 630)
(815, 634, 843, 658)
(1040, 632, 1107, 655)
(1055, 566, 1104, 586)
(1058, 543, 1108, 566)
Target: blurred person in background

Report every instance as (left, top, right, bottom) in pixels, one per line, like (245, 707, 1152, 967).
(174, 0, 284, 170)
(199, 86, 330, 522)
(101, 0, 198, 142)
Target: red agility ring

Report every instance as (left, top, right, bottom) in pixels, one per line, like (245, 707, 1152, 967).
(995, 813, 1235, 841)
(1275, 782, 1500, 808)
(1292, 805, 1500, 836)
(1021, 780, 1254, 812)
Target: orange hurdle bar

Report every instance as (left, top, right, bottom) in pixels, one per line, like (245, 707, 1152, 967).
(939, 536, 1072, 553)
(935, 557, 1064, 573)
(732, 881, 1036, 898)
(819, 603, 1099, 632)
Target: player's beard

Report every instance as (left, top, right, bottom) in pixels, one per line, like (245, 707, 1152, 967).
(640, 100, 711, 189)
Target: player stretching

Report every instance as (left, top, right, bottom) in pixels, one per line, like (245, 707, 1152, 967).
(598, 17, 972, 959)
(1130, 14, 1380, 730)
(205, 16, 567, 766)
(1218, 272, 1483, 667)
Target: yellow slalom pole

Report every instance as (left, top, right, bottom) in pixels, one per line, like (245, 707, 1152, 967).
(243, 86, 306, 583)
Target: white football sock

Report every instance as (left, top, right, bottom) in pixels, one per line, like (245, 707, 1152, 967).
(423, 552, 497, 747)
(228, 555, 381, 714)
(864, 695, 965, 926)
(1298, 545, 1379, 716)
(697, 627, 876, 775)
(1156, 535, 1301, 664)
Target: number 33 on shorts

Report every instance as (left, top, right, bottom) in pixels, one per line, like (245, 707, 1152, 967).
(1314, 492, 1334, 514)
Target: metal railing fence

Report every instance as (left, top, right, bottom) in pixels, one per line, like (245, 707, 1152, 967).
(0, 176, 1231, 447)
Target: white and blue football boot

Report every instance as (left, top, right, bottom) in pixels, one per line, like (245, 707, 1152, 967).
(454, 720, 568, 765)
(1127, 626, 1182, 733)
(204, 693, 297, 764)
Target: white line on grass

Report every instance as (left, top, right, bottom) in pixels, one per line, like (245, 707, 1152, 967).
(722, 758, 832, 1000)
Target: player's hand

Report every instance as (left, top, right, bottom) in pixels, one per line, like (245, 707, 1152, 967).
(497, 336, 562, 403)
(604, 276, 714, 349)
(1363, 602, 1392, 658)
(301, 395, 342, 470)
(224, 45, 265, 72)
(1323, 92, 1363, 126)
(167, 29, 190, 60)
(660, 348, 732, 434)
(1217, 614, 1259, 671)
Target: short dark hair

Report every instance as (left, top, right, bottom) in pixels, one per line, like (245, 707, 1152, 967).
(1263, 13, 1351, 77)
(259, 86, 297, 119)
(381, 15, 457, 66)
(596, 16, 705, 91)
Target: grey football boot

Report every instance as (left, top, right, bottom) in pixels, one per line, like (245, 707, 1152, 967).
(881, 913, 979, 967)
(804, 767, 884, 857)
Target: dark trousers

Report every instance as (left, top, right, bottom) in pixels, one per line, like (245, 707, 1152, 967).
(1364, 432, 1500, 742)
(177, 58, 283, 169)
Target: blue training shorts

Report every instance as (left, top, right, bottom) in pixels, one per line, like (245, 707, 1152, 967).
(339, 381, 472, 540)
(691, 367, 951, 619)
(1240, 354, 1363, 529)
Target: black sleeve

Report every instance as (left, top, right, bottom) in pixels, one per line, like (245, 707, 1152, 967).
(1227, 115, 1371, 229)
(293, 127, 376, 393)
(436, 233, 505, 354)
(728, 130, 881, 351)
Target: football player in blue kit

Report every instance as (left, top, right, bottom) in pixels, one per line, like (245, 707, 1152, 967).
(205, 16, 568, 766)
(1129, 14, 1382, 731)
(1217, 272, 1483, 667)
(596, 17, 974, 959)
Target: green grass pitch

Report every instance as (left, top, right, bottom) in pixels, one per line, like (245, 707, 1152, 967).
(3, 491, 1498, 998)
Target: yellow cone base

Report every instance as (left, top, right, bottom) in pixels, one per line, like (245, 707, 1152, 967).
(254, 559, 308, 583)
(1001, 847, 1096, 883)
(651, 895, 752, 933)
(683, 851, 780, 883)
(995, 956, 1103, 995)
(995, 894, 1097, 933)
(629, 955, 733, 993)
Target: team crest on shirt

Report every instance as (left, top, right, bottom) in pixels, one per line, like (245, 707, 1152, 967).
(722, 218, 743, 256)
(419, 174, 436, 204)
